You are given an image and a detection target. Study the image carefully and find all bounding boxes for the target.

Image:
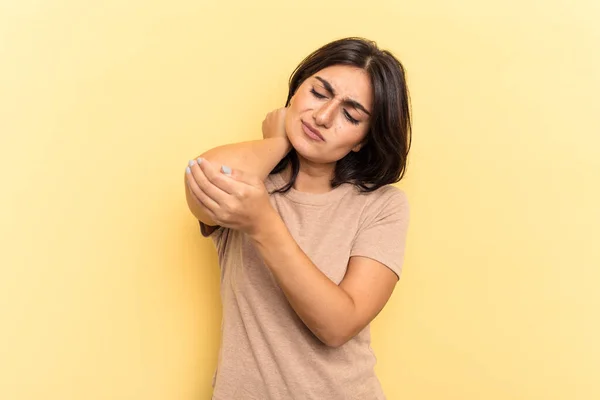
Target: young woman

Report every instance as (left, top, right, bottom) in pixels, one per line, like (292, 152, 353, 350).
(185, 37, 411, 400)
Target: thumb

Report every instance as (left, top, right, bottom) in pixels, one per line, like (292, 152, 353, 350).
(220, 165, 256, 185)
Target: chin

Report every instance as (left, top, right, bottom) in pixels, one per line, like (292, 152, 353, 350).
(288, 129, 317, 160)
(291, 138, 340, 165)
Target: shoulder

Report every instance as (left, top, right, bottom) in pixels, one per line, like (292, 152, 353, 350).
(359, 184, 409, 218)
(367, 184, 408, 204)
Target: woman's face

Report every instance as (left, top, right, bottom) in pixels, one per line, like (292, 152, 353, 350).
(285, 65, 373, 165)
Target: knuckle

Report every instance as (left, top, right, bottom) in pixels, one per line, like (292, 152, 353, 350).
(201, 168, 212, 183)
(210, 174, 222, 186)
(237, 188, 248, 199)
(228, 202, 240, 214)
(222, 200, 235, 213)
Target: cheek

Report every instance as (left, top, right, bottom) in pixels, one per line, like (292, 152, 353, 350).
(333, 124, 368, 146)
(286, 94, 302, 121)
(284, 110, 294, 135)
(285, 93, 308, 132)
(289, 92, 305, 111)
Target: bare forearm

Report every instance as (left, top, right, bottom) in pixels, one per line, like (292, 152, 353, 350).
(250, 212, 357, 347)
(185, 137, 291, 225)
(199, 138, 291, 181)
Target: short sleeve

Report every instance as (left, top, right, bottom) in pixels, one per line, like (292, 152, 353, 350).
(350, 188, 410, 279)
(199, 221, 227, 249)
(199, 221, 234, 263)
(200, 221, 222, 238)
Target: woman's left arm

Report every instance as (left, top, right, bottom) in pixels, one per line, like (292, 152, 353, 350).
(188, 159, 402, 347)
(252, 212, 399, 347)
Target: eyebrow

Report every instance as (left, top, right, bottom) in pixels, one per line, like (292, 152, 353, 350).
(314, 76, 371, 116)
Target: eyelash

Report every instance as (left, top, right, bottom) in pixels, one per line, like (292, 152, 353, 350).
(310, 88, 326, 99)
(310, 88, 360, 125)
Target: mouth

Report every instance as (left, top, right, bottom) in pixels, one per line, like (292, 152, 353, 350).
(301, 120, 325, 142)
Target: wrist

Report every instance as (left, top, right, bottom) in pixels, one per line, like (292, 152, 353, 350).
(265, 136, 292, 153)
(249, 208, 285, 245)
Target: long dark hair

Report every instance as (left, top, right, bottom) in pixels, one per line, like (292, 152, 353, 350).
(271, 37, 412, 193)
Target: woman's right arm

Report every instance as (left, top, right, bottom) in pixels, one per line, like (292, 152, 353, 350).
(184, 108, 290, 227)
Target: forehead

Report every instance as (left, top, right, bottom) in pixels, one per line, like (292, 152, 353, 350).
(310, 65, 373, 109)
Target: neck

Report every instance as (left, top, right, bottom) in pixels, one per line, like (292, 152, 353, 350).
(284, 154, 335, 194)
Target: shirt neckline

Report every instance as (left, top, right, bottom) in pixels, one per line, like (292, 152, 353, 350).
(269, 172, 355, 206)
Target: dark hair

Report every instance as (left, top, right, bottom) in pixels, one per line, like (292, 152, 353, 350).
(271, 37, 412, 193)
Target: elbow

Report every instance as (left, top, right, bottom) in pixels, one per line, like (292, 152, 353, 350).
(323, 337, 349, 348)
(317, 300, 360, 348)
(319, 329, 354, 348)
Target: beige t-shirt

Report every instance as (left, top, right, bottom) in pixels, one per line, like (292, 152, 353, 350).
(202, 172, 409, 400)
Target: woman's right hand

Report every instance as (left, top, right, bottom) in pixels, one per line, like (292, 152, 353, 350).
(262, 108, 288, 140)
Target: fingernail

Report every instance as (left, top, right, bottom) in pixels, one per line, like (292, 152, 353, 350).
(221, 165, 232, 175)
(185, 166, 191, 174)
(188, 160, 195, 167)
(197, 157, 204, 165)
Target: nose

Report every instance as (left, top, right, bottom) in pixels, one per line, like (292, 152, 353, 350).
(313, 100, 336, 128)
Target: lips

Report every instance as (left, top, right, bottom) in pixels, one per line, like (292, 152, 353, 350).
(301, 120, 325, 141)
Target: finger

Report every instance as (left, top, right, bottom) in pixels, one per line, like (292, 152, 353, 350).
(186, 164, 220, 214)
(197, 158, 245, 194)
(189, 159, 230, 205)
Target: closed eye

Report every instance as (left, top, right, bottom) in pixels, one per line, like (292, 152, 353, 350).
(312, 87, 360, 125)
(310, 88, 327, 99)
(343, 109, 359, 125)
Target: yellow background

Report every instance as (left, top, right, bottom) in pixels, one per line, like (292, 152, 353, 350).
(1, 1, 599, 399)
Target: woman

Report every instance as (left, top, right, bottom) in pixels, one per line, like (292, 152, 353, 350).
(185, 37, 411, 400)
